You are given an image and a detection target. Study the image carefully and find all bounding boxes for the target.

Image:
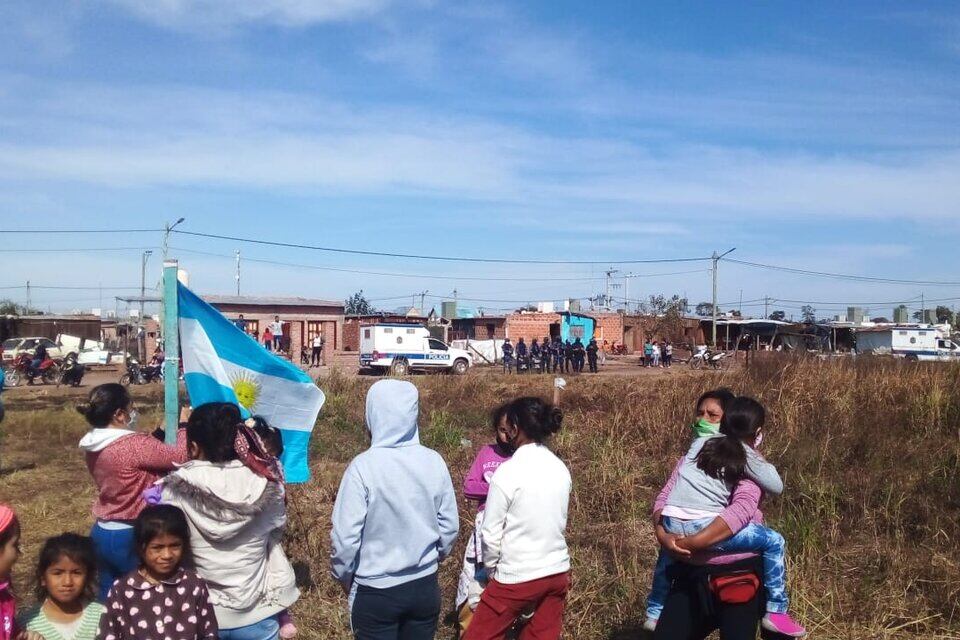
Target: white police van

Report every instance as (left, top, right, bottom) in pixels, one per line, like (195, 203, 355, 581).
(359, 324, 472, 375)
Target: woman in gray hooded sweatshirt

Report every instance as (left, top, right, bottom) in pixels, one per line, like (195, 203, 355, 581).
(331, 379, 459, 640)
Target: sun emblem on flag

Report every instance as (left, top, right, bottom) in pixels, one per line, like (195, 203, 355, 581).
(231, 372, 261, 410)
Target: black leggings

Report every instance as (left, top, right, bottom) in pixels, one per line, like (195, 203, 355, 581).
(653, 558, 766, 640)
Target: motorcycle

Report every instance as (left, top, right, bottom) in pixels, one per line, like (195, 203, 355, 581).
(57, 354, 86, 388)
(5, 353, 59, 386)
(689, 347, 728, 370)
(120, 358, 164, 386)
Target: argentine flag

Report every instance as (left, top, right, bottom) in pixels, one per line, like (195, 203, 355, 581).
(178, 283, 325, 483)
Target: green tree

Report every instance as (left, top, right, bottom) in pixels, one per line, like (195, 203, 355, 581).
(768, 310, 786, 321)
(935, 305, 954, 324)
(0, 298, 41, 315)
(344, 290, 374, 315)
(800, 305, 816, 323)
(695, 301, 715, 316)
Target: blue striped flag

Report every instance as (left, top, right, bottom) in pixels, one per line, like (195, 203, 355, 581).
(178, 283, 325, 483)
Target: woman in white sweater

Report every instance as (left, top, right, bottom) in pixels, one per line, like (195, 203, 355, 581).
(465, 397, 572, 640)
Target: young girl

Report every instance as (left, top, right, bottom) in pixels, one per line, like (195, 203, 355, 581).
(249, 418, 298, 640)
(464, 397, 571, 640)
(646, 396, 806, 637)
(98, 505, 217, 640)
(455, 403, 514, 635)
(20, 534, 105, 640)
(1, 504, 21, 640)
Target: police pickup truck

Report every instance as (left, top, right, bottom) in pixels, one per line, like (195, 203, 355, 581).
(359, 324, 472, 375)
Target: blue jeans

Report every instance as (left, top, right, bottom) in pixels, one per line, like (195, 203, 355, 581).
(646, 516, 789, 620)
(90, 523, 138, 602)
(220, 615, 280, 640)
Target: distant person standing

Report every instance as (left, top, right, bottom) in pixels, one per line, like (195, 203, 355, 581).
(663, 342, 673, 368)
(233, 314, 247, 332)
(586, 339, 599, 373)
(563, 340, 573, 374)
(643, 340, 654, 367)
(516, 338, 528, 373)
(501, 339, 514, 374)
(269, 316, 284, 352)
(652, 342, 661, 368)
(262, 327, 273, 351)
(572, 338, 586, 373)
(530, 338, 541, 373)
(311, 333, 324, 367)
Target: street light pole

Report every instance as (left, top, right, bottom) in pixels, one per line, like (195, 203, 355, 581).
(140, 250, 153, 361)
(711, 248, 736, 347)
(163, 217, 186, 259)
(235, 249, 241, 296)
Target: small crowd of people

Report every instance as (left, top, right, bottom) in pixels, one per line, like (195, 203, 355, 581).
(0, 378, 807, 640)
(500, 337, 604, 374)
(641, 340, 674, 368)
(232, 315, 325, 367)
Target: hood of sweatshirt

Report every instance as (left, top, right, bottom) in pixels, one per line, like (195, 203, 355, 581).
(365, 379, 420, 448)
(78, 427, 135, 452)
(161, 460, 282, 542)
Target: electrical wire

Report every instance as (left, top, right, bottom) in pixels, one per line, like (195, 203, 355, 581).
(171, 229, 712, 265)
(727, 258, 960, 286)
(0, 247, 157, 253)
(0, 228, 162, 234)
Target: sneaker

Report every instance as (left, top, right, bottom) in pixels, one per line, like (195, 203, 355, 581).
(761, 612, 806, 637)
(642, 618, 658, 632)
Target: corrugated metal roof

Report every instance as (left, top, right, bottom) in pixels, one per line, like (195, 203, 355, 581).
(203, 294, 343, 308)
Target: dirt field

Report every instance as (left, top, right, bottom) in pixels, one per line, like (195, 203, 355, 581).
(3, 356, 955, 639)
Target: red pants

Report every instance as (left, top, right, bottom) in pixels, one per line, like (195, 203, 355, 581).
(464, 572, 570, 640)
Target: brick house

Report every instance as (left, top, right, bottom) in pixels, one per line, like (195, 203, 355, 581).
(204, 295, 344, 365)
(450, 316, 508, 341)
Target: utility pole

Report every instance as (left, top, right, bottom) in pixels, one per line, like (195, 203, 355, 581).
(235, 250, 241, 296)
(604, 267, 619, 311)
(764, 296, 770, 319)
(419, 290, 429, 313)
(711, 248, 736, 346)
(140, 250, 153, 361)
(921, 291, 925, 324)
(25, 280, 31, 313)
(738, 289, 743, 315)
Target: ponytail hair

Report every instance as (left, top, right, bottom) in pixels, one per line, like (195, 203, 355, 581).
(696, 396, 765, 483)
(505, 397, 563, 443)
(76, 383, 131, 427)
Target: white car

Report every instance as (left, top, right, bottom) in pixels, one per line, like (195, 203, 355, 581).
(359, 324, 472, 375)
(1, 337, 70, 362)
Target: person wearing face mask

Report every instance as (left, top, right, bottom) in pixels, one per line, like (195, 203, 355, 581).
(464, 397, 571, 640)
(77, 384, 187, 601)
(455, 403, 515, 635)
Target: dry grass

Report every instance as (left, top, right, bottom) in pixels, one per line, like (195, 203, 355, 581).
(2, 357, 960, 639)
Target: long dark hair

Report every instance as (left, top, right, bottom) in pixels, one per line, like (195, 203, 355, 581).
(34, 534, 97, 603)
(187, 402, 241, 462)
(76, 383, 131, 427)
(696, 396, 765, 483)
(505, 397, 563, 444)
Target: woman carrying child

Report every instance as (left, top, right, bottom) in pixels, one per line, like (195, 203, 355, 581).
(77, 384, 188, 601)
(455, 403, 514, 635)
(464, 397, 572, 640)
(158, 403, 298, 640)
(20, 534, 105, 640)
(645, 395, 806, 637)
(1, 504, 22, 640)
(97, 505, 217, 640)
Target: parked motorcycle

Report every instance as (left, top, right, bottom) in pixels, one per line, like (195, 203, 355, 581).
(57, 354, 86, 388)
(689, 347, 728, 370)
(5, 353, 59, 386)
(120, 358, 163, 386)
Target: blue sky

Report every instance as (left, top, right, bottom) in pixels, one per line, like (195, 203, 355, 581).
(1, 1, 959, 319)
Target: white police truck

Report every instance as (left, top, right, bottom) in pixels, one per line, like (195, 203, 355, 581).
(855, 325, 960, 362)
(359, 324, 472, 375)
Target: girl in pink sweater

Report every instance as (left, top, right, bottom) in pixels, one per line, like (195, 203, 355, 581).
(1, 504, 21, 640)
(455, 403, 514, 635)
(77, 384, 187, 601)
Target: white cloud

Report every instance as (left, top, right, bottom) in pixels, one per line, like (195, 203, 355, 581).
(103, 0, 392, 30)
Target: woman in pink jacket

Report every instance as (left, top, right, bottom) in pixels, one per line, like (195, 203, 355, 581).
(77, 384, 186, 601)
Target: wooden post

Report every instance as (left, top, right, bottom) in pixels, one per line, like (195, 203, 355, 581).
(162, 260, 180, 445)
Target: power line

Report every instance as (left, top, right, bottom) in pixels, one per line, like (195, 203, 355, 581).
(0, 228, 162, 234)
(171, 247, 711, 282)
(0, 285, 141, 291)
(728, 258, 960, 286)
(172, 230, 711, 265)
(0, 247, 157, 253)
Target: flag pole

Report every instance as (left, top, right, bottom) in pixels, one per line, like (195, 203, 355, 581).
(163, 259, 180, 445)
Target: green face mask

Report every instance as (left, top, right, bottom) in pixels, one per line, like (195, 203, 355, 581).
(692, 417, 721, 436)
